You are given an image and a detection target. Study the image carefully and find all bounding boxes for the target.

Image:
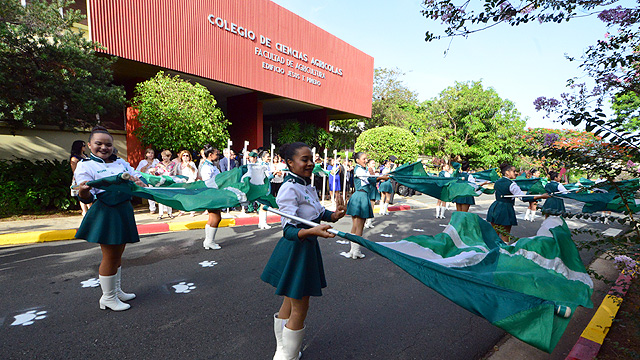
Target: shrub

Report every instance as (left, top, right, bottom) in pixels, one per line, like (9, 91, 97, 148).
(354, 126, 419, 164)
(0, 158, 75, 217)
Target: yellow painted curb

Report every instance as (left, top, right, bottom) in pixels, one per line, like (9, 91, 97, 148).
(168, 218, 235, 231)
(581, 294, 623, 344)
(0, 229, 78, 246)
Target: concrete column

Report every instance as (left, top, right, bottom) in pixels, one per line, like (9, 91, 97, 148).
(227, 92, 263, 150)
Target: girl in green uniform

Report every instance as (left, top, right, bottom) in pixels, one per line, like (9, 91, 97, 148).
(75, 126, 146, 311)
(378, 159, 396, 215)
(453, 161, 489, 212)
(541, 171, 568, 217)
(486, 163, 549, 243)
(261, 142, 346, 360)
(344, 152, 389, 259)
(524, 168, 541, 221)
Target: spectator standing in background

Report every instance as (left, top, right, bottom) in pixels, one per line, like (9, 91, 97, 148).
(151, 150, 176, 220)
(135, 148, 159, 214)
(70, 140, 91, 216)
(175, 150, 198, 217)
(220, 148, 236, 172)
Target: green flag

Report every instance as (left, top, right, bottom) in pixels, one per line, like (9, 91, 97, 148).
(390, 162, 481, 202)
(342, 212, 593, 353)
(472, 168, 500, 182)
(89, 166, 270, 211)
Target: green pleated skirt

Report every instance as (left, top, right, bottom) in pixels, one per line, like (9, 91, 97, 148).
(261, 235, 326, 299)
(347, 190, 374, 219)
(486, 201, 517, 226)
(75, 195, 140, 245)
(542, 198, 566, 215)
(379, 180, 393, 193)
(453, 196, 475, 205)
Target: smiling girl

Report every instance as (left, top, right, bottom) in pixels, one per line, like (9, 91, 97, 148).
(74, 126, 146, 311)
(261, 142, 346, 360)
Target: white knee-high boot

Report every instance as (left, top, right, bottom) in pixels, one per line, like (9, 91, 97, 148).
(116, 267, 135, 301)
(364, 218, 374, 228)
(282, 326, 305, 360)
(524, 209, 531, 221)
(99, 275, 131, 311)
(349, 241, 365, 259)
(383, 202, 389, 215)
(259, 209, 271, 229)
(440, 206, 446, 219)
(273, 313, 287, 360)
(203, 224, 221, 250)
(435, 206, 440, 218)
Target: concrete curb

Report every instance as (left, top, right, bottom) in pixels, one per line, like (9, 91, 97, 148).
(0, 204, 414, 246)
(565, 271, 634, 360)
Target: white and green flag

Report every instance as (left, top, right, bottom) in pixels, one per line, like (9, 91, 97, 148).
(88, 165, 271, 211)
(342, 212, 593, 353)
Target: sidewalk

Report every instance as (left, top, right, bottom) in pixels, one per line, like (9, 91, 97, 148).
(0, 194, 427, 246)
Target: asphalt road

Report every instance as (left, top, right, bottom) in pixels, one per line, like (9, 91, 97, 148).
(0, 196, 623, 360)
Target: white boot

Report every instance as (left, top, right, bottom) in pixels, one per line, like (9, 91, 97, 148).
(349, 242, 365, 259)
(116, 267, 136, 301)
(259, 209, 271, 229)
(382, 202, 389, 215)
(440, 207, 446, 219)
(203, 224, 221, 250)
(435, 206, 440, 218)
(365, 218, 374, 228)
(529, 210, 536, 222)
(282, 326, 305, 360)
(99, 275, 131, 311)
(524, 209, 531, 221)
(273, 313, 287, 360)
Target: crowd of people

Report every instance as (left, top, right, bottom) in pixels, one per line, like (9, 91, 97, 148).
(70, 130, 590, 359)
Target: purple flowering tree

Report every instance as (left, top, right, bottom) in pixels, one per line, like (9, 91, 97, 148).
(421, 0, 640, 275)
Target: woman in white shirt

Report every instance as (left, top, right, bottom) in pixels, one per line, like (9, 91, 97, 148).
(136, 148, 159, 214)
(175, 150, 198, 216)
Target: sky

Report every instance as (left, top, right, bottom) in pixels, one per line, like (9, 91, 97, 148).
(271, 0, 613, 130)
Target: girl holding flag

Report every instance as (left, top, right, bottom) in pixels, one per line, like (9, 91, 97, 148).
(344, 152, 389, 259)
(453, 161, 488, 212)
(74, 126, 146, 311)
(378, 158, 396, 215)
(524, 168, 541, 221)
(200, 144, 223, 250)
(366, 158, 381, 228)
(541, 171, 568, 217)
(486, 163, 549, 243)
(435, 163, 452, 219)
(261, 142, 346, 360)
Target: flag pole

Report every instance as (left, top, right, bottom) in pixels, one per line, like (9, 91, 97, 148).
(322, 148, 327, 205)
(332, 149, 338, 206)
(226, 139, 232, 214)
(343, 150, 349, 203)
(262, 205, 345, 236)
(311, 147, 316, 185)
(242, 140, 249, 166)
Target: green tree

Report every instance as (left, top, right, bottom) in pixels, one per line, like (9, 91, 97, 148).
(0, 0, 124, 132)
(371, 67, 424, 132)
(277, 122, 332, 150)
(131, 72, 230, 153)
(612, 90, 640, 132)
(421, 81, 526, 168)
(354, 126, 419, 164)
(330, 118, 365, 150)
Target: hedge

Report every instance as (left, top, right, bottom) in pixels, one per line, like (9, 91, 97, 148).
(354, 126, 419, 164)
(0, 158, 76, 217)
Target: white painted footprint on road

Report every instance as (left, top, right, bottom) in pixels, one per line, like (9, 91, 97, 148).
(199, 261, 218, 267)
(380, 234, 393, 238)
(11, 310, 47, 326)
(173, 282, 196, 293)
(412, 229, 424, 232)
(81, 278, 100, 288)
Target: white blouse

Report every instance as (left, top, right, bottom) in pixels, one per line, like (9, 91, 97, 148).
(74, 157, 137, 196)
(276, 175, 325, 228)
